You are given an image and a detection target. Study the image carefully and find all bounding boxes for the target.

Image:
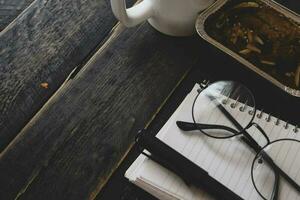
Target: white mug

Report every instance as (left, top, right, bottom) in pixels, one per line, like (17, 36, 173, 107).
(111, 0, 215, 36)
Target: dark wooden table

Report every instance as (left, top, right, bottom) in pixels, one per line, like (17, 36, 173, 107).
(0, 0, 299, 199)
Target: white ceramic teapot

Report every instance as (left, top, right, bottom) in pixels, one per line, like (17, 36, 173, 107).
(111, 0, 215, 36)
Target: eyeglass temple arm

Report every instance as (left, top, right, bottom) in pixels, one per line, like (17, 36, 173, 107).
(176, 121, 239, 134)
(261, 150, 300, 192)
(271, 172, 280, 200)
(177, 120, 261, 155)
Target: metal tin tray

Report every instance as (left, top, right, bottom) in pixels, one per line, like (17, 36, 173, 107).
(196, 0, 300, 97)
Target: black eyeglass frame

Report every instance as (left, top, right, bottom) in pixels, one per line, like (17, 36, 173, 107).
(177, 81, 300, 200)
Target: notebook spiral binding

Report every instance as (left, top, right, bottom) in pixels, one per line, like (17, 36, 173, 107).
(221, 94, 299, 133)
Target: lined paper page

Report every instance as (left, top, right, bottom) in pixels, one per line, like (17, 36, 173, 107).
(126, 84, 300, 200)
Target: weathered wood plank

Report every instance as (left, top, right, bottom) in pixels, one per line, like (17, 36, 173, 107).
(0, 0, 34, 31)
(0, 0, 133, 152)
(6, 20, 299, 199)
(1, 1, 299, 200)
(0, 22, 205, 200)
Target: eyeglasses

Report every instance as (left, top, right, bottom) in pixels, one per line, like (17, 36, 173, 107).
(176, 81, 300, 200)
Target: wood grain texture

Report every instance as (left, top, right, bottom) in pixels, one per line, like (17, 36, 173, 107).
(0, 22, 205, 200)
(2, 23, 300, 200)
(1, 1, 299, 200)
(97, 67, 210, 200)
(0, 0, 34, 31)
(0, 0, 133, 152)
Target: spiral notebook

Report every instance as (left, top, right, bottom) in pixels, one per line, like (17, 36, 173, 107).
(125, 84, 300, 200)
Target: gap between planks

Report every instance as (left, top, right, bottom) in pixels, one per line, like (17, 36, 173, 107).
(1, 22, 126, 200)
(88, 67, 192, 200)
(0, 21, 124, 157)
(0, 0, 36, 34)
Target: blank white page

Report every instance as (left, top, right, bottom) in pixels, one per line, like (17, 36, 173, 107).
(126, 84, 300, 200)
